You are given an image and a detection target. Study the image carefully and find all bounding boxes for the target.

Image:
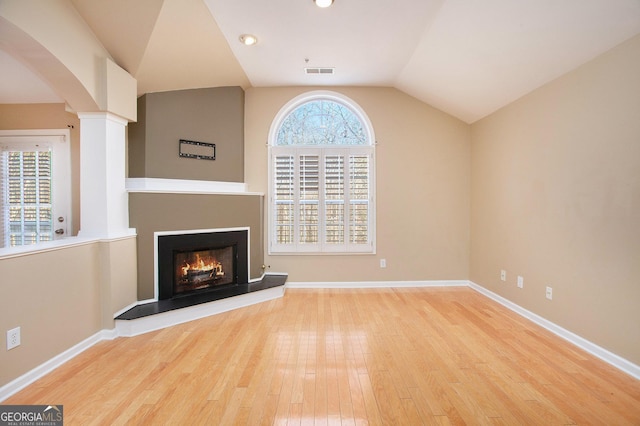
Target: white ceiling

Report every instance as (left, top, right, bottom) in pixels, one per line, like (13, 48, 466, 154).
(2, 0, 640, 123)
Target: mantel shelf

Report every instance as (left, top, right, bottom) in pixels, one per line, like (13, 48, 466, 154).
(126, 178, 263, 196)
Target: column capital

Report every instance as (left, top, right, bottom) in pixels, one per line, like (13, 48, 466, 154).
(77, 112, 129, 126)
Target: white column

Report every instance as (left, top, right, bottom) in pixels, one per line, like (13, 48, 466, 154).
(78, 112, 135, 239)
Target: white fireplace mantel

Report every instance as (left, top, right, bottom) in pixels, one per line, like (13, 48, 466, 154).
(126, 178, 263, 196)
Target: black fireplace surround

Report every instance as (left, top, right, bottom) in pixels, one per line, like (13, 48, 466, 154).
(157, 229, 249, 300)
(115, 228, 287, 321)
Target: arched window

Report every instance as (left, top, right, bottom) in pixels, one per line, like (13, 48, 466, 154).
(269, 91, 375, 254)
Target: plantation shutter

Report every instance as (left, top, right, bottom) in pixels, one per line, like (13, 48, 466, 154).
(274, 154, 295, 245)
(0, 143, 53, 248)
(349, 153, 370, 246)
(271, 147, 373, 253)
(298, 153, 319, 247)
(0, 149, 5, 247)
(324, 154, 345, 246)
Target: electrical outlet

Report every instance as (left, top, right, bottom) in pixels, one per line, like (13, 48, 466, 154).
(517, 275, 524, 288)
(500, 270, 506, 281)
(380, 258, 387, 268)
(546, 286, 553, 300)
(7, 327, 20, 350)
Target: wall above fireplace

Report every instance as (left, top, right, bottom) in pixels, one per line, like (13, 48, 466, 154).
(126, 86, 265, 301)
(128, 86, 245, 182)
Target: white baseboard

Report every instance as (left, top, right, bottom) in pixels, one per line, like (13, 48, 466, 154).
(0, 287, 285, 403)
(289, 279, 639, 379)
(468, 281, 640, 380)
(286, 280, 468, 289)
(2, 280, 637, 404)
(0, 329, 116, 402)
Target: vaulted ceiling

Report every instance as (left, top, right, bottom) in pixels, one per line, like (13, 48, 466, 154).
(2, 0, 640, 123)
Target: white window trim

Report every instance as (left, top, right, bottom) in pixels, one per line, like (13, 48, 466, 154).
(0, 129, 72, 249)
(268, 91, 376, 255)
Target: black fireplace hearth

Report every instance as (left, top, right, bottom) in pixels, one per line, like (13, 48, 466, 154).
(115, 273, 287, 321)
(114, 227, 288, 322)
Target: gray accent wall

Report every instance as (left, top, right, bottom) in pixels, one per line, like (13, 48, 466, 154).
(129, 86, 245, 182)
(127, 86, 265, 300)
(129, 193, 264, 300)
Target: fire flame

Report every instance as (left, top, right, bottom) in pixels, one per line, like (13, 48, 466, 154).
(181, 254, 224, 277)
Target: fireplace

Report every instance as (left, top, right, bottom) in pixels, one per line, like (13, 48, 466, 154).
(156, 228, 249, 300)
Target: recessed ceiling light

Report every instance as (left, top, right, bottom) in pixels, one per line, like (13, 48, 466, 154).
(314, 0, 334, 8)
(239, 34, 258, 46)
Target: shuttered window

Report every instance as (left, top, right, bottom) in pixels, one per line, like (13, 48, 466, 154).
(1, 150, 53, 247)
(0, 131, 70, 249)
(269, 93, 375, 254)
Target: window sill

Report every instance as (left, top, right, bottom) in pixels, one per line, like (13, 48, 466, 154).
(268, 249, 376, 256)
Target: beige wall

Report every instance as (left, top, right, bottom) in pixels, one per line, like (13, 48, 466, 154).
(0, 238, 137, 386)
(100, 238, 139, 324)
(245, 87, 471, 282)
(0, 107, 138, 388)
(0, 103, 81, 236)
(129, 193, 264, 300)
(470, 34, 640, 364)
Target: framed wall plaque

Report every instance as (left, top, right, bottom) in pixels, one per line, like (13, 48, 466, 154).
(179, 139, 216, 160)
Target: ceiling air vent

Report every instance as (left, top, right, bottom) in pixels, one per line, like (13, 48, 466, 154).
(305, 67, 335, 75)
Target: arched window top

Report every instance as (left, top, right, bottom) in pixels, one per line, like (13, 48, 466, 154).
(270, 91, 374, 146)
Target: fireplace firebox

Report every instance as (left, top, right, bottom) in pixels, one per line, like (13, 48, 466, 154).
(156, 228, 249, 300)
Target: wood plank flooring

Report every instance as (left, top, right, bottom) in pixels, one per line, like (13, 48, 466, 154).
(5, 288, 640, 425)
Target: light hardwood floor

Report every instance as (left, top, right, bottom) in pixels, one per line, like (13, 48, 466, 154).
(5, 287, 640, 425)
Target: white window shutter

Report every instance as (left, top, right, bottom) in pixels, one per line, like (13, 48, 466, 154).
(3, 149, 54, 247)
(298, 153, 320, 246)
(349, 153, 370, 246)
(273, 154, 295, 246)
(324, 154, 345, 246)
(0, 150, 6, 248)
